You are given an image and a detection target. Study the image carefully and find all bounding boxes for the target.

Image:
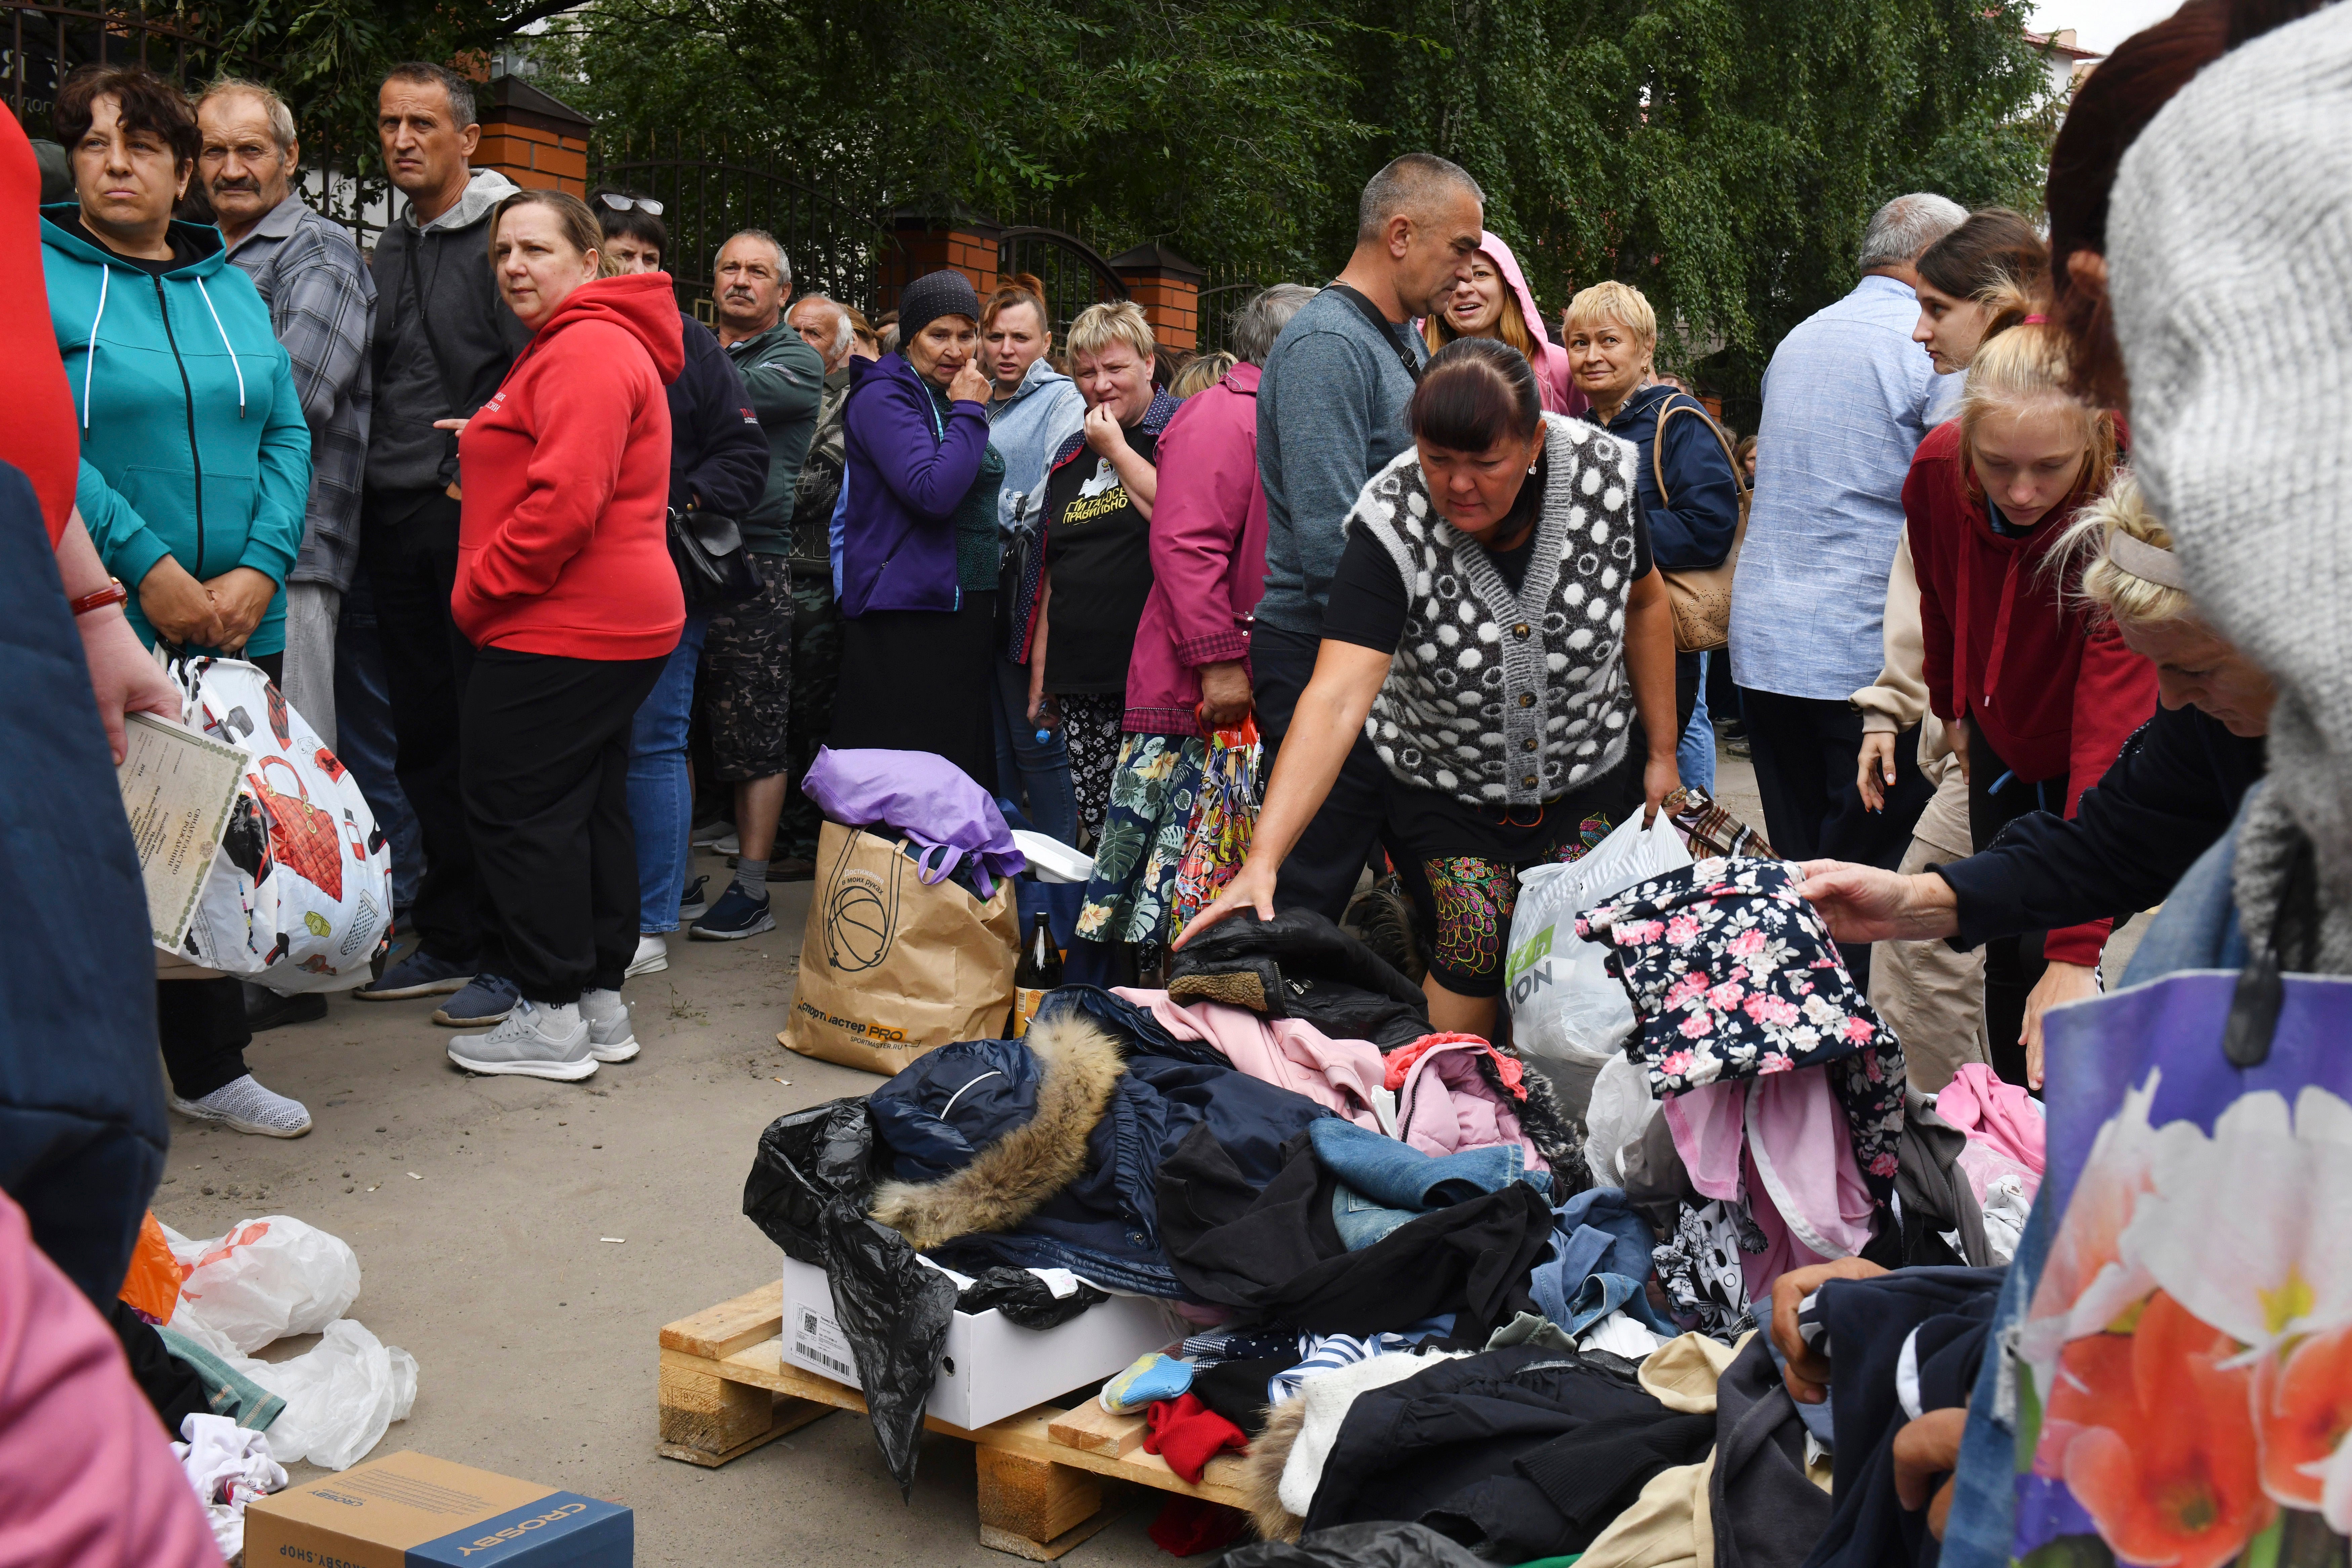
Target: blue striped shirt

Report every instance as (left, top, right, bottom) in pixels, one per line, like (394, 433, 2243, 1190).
(1728, 276, 1961, 700)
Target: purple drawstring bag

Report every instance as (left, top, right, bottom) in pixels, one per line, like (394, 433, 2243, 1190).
(799, 747, 1026, 897)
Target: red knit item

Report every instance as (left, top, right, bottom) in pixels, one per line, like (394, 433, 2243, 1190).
(1142, 1394, 1247, 1484)
(1384, 1032, 1527, 1100)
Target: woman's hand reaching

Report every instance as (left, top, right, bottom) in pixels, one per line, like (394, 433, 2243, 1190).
(1857, 730, 1898, 812)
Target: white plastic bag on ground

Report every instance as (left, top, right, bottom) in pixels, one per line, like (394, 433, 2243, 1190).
(244, 1319, 420, 1470)
(163, 1216, 362, 1355)
(1506, 813, 1692, 1064)
(171, 655, 392, 990)
(1583, 1051, 1656, 1184)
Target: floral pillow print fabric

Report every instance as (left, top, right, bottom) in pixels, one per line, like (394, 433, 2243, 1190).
(1577, 857, 1905, 1194)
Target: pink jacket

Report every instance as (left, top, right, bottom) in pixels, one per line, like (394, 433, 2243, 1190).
(1389, 1036, 1550, 1170)
(1122, 365, 1269, 737)
(1417, 234, 1588, 418)
(1125, 989, 1388, 1130)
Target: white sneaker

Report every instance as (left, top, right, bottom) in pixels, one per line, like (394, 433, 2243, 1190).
(627, 933, 669, 976)
(712, 831, 741, 857)
(446, 999, 596, 1081)
(580, 988, 639, 1063)
(169, 1074, 313, 1138)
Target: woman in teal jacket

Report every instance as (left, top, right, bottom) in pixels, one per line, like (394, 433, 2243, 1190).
(43, 66, 313, 1143)
(43, 69, 307, 662)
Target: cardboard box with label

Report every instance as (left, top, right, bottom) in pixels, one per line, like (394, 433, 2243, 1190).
(243, 1450, 630, 1567)
(781, 1255, 1183, 1431)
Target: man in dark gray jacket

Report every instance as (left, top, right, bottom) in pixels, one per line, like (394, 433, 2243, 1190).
(352, 62, 529, 1024)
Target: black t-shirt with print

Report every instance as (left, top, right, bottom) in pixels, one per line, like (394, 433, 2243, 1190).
(1042, 426, 1159, 694)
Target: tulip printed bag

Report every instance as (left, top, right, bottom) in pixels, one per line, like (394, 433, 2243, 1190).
(2015, 969, 2352, 1567)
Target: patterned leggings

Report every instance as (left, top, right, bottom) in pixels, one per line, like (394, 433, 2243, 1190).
(1422, 811, 1616, 998)
(1059, 694, 1127, 843)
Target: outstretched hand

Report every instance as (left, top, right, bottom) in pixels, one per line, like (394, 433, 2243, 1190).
(1789, 860, 1960, 944)
(1172, 858, 1276, 949)
(1769, 1256, 1888, 1405)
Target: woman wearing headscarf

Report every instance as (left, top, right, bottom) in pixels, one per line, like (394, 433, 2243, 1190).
(1421, 231, 1585, 416)
(1179, 337, 1680, 1039)
(829, 268, 1002, 789)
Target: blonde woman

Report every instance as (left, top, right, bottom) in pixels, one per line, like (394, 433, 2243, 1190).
(1422, 230, 1584, 415)
(1016, 300, 1178, 838)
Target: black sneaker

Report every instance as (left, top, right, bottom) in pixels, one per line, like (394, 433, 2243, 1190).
(244, 983, 328, 1033)
(691, 883, 775, 940)
(679, 874, 710, 921)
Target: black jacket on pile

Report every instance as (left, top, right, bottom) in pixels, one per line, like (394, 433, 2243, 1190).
(1303, 1344, 1717, 1561)
(1710, 1335, 1835, 1568)
(1937, 702, 2264, 947)
(667, 316, 769, 517)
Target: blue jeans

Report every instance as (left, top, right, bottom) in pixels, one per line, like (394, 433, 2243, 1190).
(332, 561, 424, 914)
(990, 654, 1083, 941)
(1678, 651, 1718, 793)
(627, 613, 709, 934)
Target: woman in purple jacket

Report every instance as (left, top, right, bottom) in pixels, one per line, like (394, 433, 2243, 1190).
(828, 269, 1003, 789)
(1073, 284, 1314, 953)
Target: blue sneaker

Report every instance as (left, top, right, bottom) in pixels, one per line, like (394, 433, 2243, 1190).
(679, 874, 710, 922)
(690, 883, 774, 941)
(433, 971, 520, 1027)
(356, 949, 474, 1001)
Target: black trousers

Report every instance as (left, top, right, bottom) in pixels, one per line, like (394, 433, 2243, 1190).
(1254, 625, 1401, 924)
(1968, 730, 2067, 1088)
(1737, 687, 1933, 991)
(157, 649, 282, 1103)
(461, 647, 667, 1004)
(362, 488, 484, 963)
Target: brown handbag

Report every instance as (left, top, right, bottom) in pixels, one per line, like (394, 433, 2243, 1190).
(1651, 397, 1752, 653)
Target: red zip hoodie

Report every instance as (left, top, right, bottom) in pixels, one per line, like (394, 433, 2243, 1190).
(452, 271, 686, 659)
(1906, 419, 2157, 967)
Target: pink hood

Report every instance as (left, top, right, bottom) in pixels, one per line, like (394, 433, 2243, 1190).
(1476, 231, 1585, 417)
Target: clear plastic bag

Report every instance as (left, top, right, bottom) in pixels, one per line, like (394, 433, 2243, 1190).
(243, 1319, 419, 1471)
(162, 1216, 362, 1356)
(1506, 813, 1692, 1065)
(1583, 1051, 1656, 1185)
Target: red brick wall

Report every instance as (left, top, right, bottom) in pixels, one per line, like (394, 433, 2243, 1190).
(474, 121, 588, 196)
(881, 227, 1000, 312)
(1120, 272, 1200, 353)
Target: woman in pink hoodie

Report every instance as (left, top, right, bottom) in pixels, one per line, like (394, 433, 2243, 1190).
(1421, 231, 1588, 417)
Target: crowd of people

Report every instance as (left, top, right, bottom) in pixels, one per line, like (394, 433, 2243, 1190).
(4, 0, 2349, 1554)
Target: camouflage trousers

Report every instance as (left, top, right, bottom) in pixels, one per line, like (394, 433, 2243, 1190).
(780, 568, 840, 861)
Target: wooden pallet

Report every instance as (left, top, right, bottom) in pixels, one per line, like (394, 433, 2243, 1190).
(659, 1282, 1250, 1560)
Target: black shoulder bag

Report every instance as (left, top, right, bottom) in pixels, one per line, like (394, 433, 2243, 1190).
(669, 505, 764, 610)
(1326, 283, 1423, 384)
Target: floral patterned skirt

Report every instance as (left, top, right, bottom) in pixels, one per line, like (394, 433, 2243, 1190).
(1075, 733, 1207, 947)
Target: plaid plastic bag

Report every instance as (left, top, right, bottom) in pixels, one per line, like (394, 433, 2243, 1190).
(1171, 717, 1261, 936)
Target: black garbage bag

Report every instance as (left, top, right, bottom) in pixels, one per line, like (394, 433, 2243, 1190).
(743, 1099, 955, 1499)
(955, 1266, 1110, 1329)
(1220, 1522, 1489, 1567)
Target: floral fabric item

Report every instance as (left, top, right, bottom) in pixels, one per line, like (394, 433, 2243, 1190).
(1171, 719, 1260, 936)
(1651, 1198, 1760, 1338)
(1076, 733, 1206, 945)
(1578, 856, 1906, 1196)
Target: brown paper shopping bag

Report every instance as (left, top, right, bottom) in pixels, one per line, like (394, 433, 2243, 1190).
(782, 821, 1020, 1074)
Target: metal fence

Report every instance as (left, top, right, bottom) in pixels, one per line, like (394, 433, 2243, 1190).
(993, 223, 1129, 338)
(2, 0, 243, 123)
(595, 132, 885, 321)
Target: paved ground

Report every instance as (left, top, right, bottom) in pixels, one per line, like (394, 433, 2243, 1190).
(159, 751, 2118, 1564)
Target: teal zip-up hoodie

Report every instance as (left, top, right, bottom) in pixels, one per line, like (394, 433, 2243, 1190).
(42, 205, 309, 655)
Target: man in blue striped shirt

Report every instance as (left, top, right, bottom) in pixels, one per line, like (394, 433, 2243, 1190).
(1727, 194, 1966, 982)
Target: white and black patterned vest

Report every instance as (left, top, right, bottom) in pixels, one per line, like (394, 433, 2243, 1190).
(1352, 412, 1642, 807)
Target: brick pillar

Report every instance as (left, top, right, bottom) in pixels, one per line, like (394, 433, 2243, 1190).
(475, 75, 592, 197)
(1109, 243, 1205, 354)
(881, 211, 1003, 312)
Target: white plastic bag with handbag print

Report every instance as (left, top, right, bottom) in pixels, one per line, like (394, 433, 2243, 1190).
(168, 656, 391, 991)
(1506, 812, 1692, 1065)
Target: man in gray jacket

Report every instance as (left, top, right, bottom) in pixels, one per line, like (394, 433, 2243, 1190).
(1254, 152, 1485, 920)
(352, 62, 529, 1024)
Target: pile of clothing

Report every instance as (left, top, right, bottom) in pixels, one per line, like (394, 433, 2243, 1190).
(743, 870, 2004, 1561)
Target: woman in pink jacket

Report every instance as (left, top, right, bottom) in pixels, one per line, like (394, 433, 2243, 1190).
(1071, 285, 1315, 959)
(1421, 231, 1588, 417)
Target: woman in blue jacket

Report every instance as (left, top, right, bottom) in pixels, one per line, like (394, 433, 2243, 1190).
(44, 66, 312, 1141)
(829, 268, 1003, 791)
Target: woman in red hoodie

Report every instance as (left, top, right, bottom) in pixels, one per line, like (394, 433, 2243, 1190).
(438, 190, 685, 1082)
(1906, 286, 2155, 1086)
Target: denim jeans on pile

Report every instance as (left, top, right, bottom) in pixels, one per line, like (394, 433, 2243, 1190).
(1532, 1185, 1676, 1335)
(627, 613, 710, 933)
(1311, 1118, 1546, 1250)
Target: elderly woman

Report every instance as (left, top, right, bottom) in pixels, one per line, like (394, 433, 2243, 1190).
(1422, 231, 1585, 416)
(1019, 300, 1177, 839)
(43, 64, 313, 1139)
(1566, 280, 1743, 797)
(830, 270, 1003, 789)
(1073, 283, 1313, 953)
(1180, 338, 1681, 1038)
(437, 190, 684, 1081)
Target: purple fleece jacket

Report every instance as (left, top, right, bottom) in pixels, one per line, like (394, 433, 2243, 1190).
(836, 351, 991, 617)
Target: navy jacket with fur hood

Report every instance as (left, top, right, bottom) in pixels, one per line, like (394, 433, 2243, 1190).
(866, 987, 1331, 1294)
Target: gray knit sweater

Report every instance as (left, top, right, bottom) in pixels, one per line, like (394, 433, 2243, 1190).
(1351, 412, 1643, 807)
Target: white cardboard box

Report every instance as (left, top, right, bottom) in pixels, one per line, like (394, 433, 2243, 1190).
(780, 1255, 1185, 1430)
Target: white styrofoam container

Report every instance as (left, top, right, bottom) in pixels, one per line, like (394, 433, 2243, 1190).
(780, 1255, 1185, 1431)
